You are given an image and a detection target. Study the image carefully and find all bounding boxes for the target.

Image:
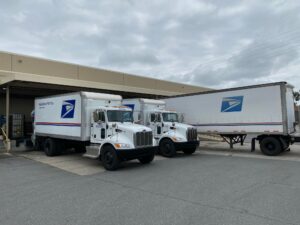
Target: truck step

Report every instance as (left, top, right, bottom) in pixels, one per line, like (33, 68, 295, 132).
(83, 145, 99, 159)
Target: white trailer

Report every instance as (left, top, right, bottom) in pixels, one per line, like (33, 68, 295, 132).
(164, 82, 300, 156)
(33, 92, 156, 170)
(123, 98, 199, 157)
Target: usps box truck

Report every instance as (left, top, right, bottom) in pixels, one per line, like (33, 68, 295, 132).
(164, 82, 300, 156)
(33, 92, 156, 170)
(123, 98, 199, 157)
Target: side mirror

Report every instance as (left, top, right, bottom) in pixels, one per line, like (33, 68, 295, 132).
(179, 114, 184, 123)
(154, 114, 158, 122)
(93, 111, 99, 122)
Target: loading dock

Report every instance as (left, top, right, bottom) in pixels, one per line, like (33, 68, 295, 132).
(0, 51, 209, 151)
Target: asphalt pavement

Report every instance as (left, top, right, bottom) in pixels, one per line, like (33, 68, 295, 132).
(1, 144, 300, 225)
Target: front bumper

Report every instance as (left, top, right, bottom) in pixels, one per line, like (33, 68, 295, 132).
(174, 140, 199, 151)
(116, 146, 157, 161)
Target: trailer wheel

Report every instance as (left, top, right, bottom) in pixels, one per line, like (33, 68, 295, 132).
(138, 153, 155, 164)
(159, 139, 176, 157)
(101, 145, 120, 171)
(183, 146, 196, 155)
(260, 137, 282, 156)
(44, 138, 59, 156)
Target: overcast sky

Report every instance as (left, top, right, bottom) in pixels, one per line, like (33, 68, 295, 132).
(0, 0, 300, 90)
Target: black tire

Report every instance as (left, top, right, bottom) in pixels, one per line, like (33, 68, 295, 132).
(44, 138, 59, 156)
(101, 145, 120, 171)
(159, 139, 176, 157)
(183, 146, 197, 155)
(260, 137, 282, 156)
(138, 153, 155, 164)
(34, 137, 43, 151)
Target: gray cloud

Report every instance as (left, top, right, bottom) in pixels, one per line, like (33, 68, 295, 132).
(191, 40, 299, 87)
(0, 0, 300, 90)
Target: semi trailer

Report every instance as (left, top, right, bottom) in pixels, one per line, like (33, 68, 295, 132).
(33, 92, 156, 170)
(123, 98, 199, 157)
(164, 82, 300, 156)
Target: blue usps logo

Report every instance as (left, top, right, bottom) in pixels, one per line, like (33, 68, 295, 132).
(123, 104, 135, 111)
(221, 96, 243, 112)
(61, 100, 76, 118)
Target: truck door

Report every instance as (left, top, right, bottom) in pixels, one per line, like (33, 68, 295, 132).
(91, 110, 107, 142)
(149, 113, 162, 137)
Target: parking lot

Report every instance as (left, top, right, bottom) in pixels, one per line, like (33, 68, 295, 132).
(1, 141, 300, 225)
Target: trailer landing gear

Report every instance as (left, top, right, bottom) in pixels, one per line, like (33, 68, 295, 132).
(218, 134, 293, 156)
(220, 134, 247, 149)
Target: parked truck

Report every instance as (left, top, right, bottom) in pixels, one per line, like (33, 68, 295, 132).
(33, 92, 156, 170)
(164, 82, 300, 156)
(123, 98, 199, 157)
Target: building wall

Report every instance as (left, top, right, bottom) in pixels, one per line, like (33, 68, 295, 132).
(0, 51, 209, 94)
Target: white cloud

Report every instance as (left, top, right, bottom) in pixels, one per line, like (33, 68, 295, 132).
(0, 0, 300, 91)
(217, 5, 248, 17)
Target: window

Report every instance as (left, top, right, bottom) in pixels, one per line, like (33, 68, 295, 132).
(150, 113, 161, 122)
(150, 113, 155, 122)
(99, 112, 105, 122)
(162, 113, 179, 122)
(107, 110, 133, 122)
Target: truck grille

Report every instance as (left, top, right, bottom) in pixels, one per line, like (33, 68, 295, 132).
(187, 128, 198, 141)
(134, 131, 153, 147)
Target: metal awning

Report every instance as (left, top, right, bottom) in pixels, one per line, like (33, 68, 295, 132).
(0, 71, 180, 98)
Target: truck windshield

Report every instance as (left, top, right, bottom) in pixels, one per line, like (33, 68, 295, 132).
(162, 113, 179, 122)
(107, 110, 133, 122)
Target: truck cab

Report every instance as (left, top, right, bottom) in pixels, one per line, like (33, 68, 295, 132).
(87, 106, 155, 170)
(123, 98, 199, 157)
(33, 92, 156, 170)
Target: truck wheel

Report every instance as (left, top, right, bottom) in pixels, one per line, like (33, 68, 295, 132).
(183, 146, 196, 155)
(138, 154, 155, 164)
(101, 145, 120, 171)
(260, 137, 282, 156)
(44, 138, 59, 156)
(34, 137, 43, 151)
(159, 139, 176, 157)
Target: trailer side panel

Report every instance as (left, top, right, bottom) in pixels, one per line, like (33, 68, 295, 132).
(165, 84, 285, 134)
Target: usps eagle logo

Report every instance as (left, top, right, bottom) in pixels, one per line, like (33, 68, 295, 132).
(221, 96, 243, 112)
(61, 100, 76, 118)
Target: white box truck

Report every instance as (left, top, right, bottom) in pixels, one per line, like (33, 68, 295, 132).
(33, 92, 156, 170)
(164, 82, 300, 156)
(123, 98, 199, 157)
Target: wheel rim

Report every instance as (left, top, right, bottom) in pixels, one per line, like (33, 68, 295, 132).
(162, 142, 172, 155)
(104, 151, 114, 166)
(266, 142, 275, 152)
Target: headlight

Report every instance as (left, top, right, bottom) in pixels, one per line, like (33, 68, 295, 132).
(114, 143, 131, 149)
(171, 137, 183, 142)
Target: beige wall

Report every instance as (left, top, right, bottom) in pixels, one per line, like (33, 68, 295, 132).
(0, 51, 209, 95)
(0, 52, 11, 71)
(12, 55, 78, 79)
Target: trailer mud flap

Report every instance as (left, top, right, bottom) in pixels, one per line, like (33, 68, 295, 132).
(251, 138, 256, 152)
